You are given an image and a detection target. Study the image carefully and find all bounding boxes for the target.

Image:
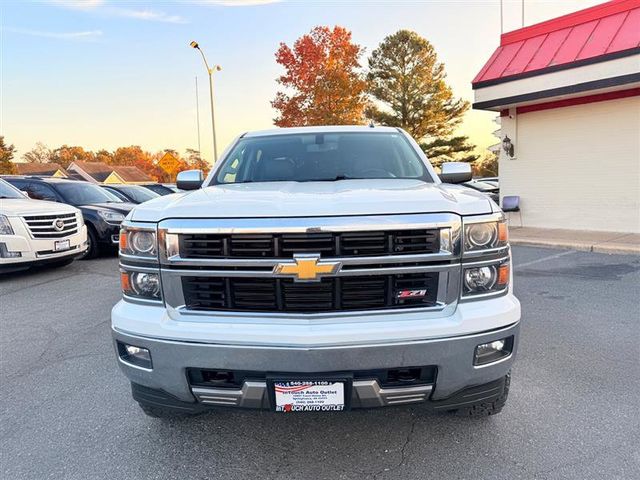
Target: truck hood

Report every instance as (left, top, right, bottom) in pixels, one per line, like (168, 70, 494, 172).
(130, 180, 494, 222)
(1, 198, 78, 217)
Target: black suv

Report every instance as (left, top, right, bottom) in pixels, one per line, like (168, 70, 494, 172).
(3, 176, 135, 259)
(101, 184, 160, 204)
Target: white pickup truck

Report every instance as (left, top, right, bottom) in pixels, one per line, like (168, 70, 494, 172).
(0, 178, 87, 273)
(112, 126, 520, 418)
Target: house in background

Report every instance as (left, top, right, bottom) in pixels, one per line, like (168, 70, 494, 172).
(473, 0, 639, 233)
(67, 161, 152, 184)
(15, 163, 69, 178)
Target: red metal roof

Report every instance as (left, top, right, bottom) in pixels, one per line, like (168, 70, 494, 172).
(473, 0, 640, 87)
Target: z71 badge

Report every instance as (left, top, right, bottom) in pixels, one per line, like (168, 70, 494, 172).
(396, 289, 427, 299)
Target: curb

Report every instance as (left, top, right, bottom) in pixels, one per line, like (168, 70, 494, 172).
(510, 238, 640, 255)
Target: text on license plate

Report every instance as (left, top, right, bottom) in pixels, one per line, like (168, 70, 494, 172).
(54, 239, 70, 251)
(274, 381, 345, 413)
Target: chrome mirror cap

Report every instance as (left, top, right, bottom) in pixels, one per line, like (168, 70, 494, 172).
(439, 162, 472, 184)
(176, 170, 204, 191)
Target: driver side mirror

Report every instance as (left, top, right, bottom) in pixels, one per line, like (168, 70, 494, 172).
(439, 162, 472, 184)
(176, 170, 204, 191)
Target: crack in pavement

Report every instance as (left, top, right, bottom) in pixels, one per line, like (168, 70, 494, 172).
(372, 413, 418, 479)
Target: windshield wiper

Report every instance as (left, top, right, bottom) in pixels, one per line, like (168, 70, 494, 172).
(304, 175, 355, 182)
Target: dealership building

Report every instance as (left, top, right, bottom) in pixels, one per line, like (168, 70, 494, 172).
(473, 0, 639, 233)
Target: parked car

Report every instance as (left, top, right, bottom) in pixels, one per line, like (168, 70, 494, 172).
(112, 126, 519, 418)
(462, 179, 499, 204)
(3, 176, 135, 259)
(0, 178, 87, 273)
(101, 184, 160, 204)
(140, 183, 179, 196)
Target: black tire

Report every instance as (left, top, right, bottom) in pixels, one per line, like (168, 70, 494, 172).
(138, 403, 198, 419)
(455, 372, 511, 418)
(79, 226, 99, 260)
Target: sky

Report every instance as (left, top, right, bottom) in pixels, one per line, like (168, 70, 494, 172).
(1, 0, 605, 164)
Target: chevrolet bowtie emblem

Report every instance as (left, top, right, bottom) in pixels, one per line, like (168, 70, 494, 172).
(273, 254, 342, 282)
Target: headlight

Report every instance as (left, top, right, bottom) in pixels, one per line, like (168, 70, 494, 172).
(462, 261, 510, 297)
(0, 215, 14, 235)
(463, 220, 508, 252)
(119, 227, 157, 257)
(121, 270, 161, 300)
(97, 210, 125, 224)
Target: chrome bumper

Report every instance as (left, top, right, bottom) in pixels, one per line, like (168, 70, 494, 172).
(113, 321, 519, 409)
(191, 381, 432, 409)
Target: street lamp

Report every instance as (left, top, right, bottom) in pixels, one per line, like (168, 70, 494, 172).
(190, 41, 222, 162)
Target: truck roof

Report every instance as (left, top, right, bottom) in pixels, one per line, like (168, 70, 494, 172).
(242, 125, 401, 138)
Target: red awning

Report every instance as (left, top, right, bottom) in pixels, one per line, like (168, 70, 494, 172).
(473, 0, 640, 88)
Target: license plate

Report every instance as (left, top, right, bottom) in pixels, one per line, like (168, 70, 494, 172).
(54, 239, 70, 252)
(272, 380, 346, 413)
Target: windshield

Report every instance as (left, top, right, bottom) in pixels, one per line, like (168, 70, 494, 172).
(117, 185, 160, 203)
(214, 132, 431, 184)
(0, 179, 26, 199)
(55, 182, 123, 205)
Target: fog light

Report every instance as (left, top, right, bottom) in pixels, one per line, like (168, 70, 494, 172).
(117, 342, 152, 369)
(474, 336, 513, 365)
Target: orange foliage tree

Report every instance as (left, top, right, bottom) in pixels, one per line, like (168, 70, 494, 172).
(50, 145, 95, 168)
(112, 146, 163, 180)
(272, 26, 368, 127)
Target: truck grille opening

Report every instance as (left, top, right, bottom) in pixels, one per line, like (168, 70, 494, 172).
(22, 213, 78, 239)
(187, 366, 437, 389)
(181, 272, 439, 313)
(179, 230, 440, 259)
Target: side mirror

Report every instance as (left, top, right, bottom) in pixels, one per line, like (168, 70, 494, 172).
(176, 170, 204, 191)
(439, 162, 472, 184)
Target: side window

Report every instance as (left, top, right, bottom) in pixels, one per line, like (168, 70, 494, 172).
(26, 182, 59, 202)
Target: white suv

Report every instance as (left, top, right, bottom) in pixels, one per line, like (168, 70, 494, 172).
(0, 178, 87, 272)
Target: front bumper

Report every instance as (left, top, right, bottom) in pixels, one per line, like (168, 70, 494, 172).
(0, 225, 87, 268)
(112, 320, 519, 410)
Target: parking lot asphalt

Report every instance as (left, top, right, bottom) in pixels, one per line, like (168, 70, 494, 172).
(1, 246, 639, 480)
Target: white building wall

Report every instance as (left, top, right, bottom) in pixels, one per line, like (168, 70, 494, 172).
(499, 96, 640, 233)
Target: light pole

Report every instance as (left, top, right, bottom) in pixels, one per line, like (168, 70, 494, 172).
(190, 41, 221, 162)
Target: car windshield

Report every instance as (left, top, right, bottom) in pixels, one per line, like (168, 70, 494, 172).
(0, 179, 26, 199)
(55, 182, 123, 205)
(214, 132, 431, 184)
(117, 185, 160, 203)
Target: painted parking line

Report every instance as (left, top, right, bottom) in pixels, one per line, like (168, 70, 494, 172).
(514, 249, 576, 269)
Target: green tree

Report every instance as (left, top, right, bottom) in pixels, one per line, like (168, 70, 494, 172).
(367, 30, 476, 165)
(0, 136, 17, 174)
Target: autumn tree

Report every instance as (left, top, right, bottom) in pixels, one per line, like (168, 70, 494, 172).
(367, 30, 476, 166)
(473, 152, 499, 177)
(272, 26, 368, 127)
(113, 146, 162, 180)
(0, 136, 17, 174)
(49, 145, 95, 168)
(185, 149, 210, 175)
(95, 149, 113, 164)
(22, 142, 52, 163)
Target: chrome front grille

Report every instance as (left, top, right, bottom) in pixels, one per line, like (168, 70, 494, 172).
(181, 272, 439, 313)
(179, 230, 440, 259)
(22, 213, 78, 239)
(154, 214, 463, 316)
